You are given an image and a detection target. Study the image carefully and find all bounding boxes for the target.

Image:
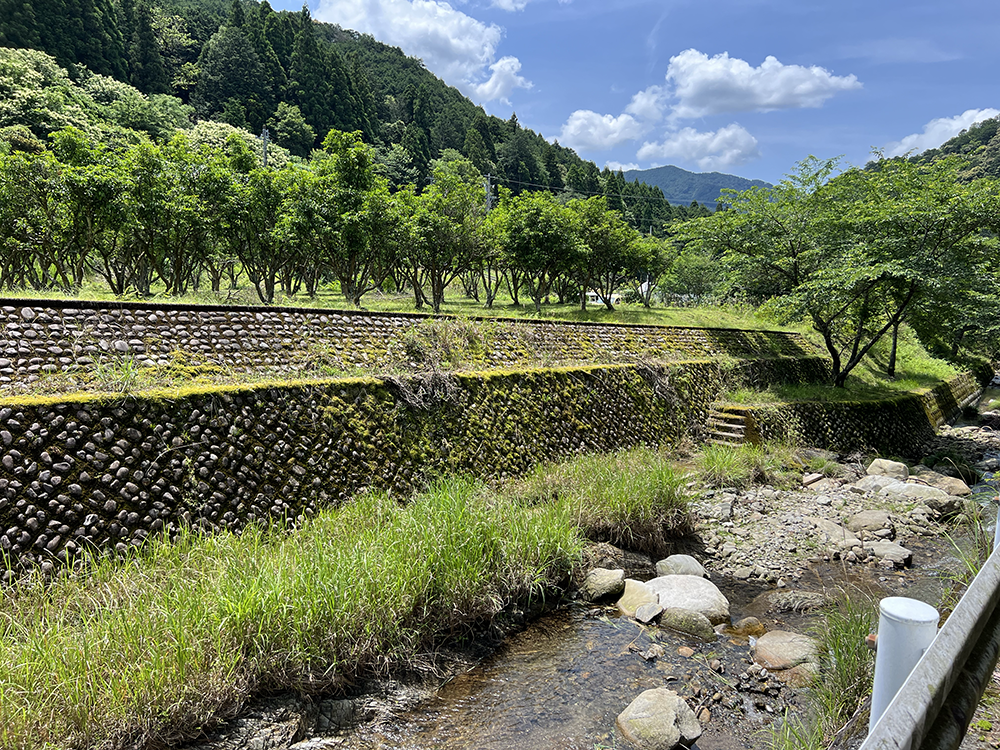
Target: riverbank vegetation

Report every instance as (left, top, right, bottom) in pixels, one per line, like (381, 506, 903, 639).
(0, 446, 695, 750)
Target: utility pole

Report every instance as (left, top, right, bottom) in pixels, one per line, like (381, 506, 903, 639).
(261, 126, 269, 168)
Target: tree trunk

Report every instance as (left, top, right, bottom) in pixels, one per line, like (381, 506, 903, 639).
(887, 319, 900, 378)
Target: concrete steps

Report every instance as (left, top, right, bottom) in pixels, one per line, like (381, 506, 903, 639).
(705, 407, 748, 446)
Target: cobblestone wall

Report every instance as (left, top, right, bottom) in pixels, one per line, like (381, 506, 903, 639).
(0, 361, 731, 577)
(0, 299, 834, 577)
(743, 372, 986, 454)
(0, 299, 823, 386)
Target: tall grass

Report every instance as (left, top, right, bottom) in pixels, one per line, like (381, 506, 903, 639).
(0, 444, 699, 750)
(506, 446, 693, 557)
(695, 442, 798, 489)
(772, 594, 876, 750)
(0, 478, 580, 750)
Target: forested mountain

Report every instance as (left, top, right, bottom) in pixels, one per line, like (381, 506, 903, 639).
(0, 0, 708, 234)
(622, 165, 771, 209)
(910, 115, 1000, 180)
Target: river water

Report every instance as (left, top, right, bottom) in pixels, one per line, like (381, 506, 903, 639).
(336, 541, 966, 750)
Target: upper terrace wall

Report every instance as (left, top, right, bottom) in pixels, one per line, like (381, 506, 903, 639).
(0, 300, 831, 577)
(0, 299, 825, 387)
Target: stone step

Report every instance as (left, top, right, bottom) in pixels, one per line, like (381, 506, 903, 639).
(707, 428, 745, 441)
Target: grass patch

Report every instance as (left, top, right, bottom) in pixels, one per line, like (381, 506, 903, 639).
(720, 323, 961, 406)
(694, 442, 798, 489)
(0, 477, 580, 750)
(805, 455, 845, 478)
(505, 446, 694, 557)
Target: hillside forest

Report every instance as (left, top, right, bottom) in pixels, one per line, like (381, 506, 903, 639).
(0, 0, 1000, 386)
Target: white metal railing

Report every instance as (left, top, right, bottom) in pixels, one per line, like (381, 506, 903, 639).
(860, 538, 1000, 750)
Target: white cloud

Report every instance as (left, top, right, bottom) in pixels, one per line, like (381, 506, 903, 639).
(605, 161, 640, 172)
(491, 0, 529, 9)
(638, 124, 761, 170)
(314, 0, 531, 103)
(471, 56, 531, 105)
(624, 85, 669, 122)
(558, 110, 647, 152)
(555, 48, 858, 162)
(666, 49, 862, 119)
(884, 108, 1000, 157)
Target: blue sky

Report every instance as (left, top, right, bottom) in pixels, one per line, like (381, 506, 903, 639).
(269, 0, 999, 184)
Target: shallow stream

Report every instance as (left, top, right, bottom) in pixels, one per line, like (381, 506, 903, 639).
(336, 538, 965, 750)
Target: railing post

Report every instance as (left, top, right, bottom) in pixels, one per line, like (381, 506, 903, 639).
(869, 597, 940, 733)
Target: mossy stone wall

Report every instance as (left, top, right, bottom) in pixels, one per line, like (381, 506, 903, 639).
(0, 360, 740, 577)
(741, 372, 984, 454)
(0, 300, 823, 385)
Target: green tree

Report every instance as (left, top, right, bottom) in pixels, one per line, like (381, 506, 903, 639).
(406, 153, 486, 311)
(286, 6, 332, 146)
(684, 156, 994, 386)
(493, 190, 579, 313)
(121, 0, 170, 94)
(268, 101, 313, 158)
(190, 25, 264, 128)
(568, 196, 637, 310)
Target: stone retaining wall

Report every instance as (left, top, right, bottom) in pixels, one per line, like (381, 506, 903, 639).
(741, 371, 987, 454)
(0, 361, 738, 577)
(0, 299, 823, 386)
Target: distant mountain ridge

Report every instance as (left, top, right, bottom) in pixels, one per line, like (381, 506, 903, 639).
(622, 165, 771, 208)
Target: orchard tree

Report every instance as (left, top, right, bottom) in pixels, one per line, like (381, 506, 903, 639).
(684, 156, 996, 386)
(494, 190, 580, 313)
(568, 196, 637, 310)
(407, 152, 486, 312)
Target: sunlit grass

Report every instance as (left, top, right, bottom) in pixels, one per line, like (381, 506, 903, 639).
(0, 277, 790, 332)
(0, 477, 581, 750)
(506, 446, 694, 557)
(695, 442, 799, 489)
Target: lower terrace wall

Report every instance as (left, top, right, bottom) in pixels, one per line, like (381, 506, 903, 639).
(742, 371, 987, 455)
(1, 360, 735, 577)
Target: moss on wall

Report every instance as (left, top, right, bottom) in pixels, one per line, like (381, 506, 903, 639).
(0, 360, 743, 576)
(736, 372, 984, 454)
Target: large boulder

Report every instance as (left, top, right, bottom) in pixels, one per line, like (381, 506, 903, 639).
(868, 459, 909, 481)
(853, 474, 903, 493)
(923, 493, 966, 519)
(881, 483, 948, 502)
(912, 467, 971, 496)
(753, 630, 818, 671)
(864, 540, 913, 567)
(616, 688, 702, 750)
(617, 579, 659, 617)
(646, 575, 730, 625)
(580, 568, 626, 602)
(846, 510, 893, 537)
(655, 554, 709, 579)
(659, 607, 716, 641)
(810, 517, 861, 550)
